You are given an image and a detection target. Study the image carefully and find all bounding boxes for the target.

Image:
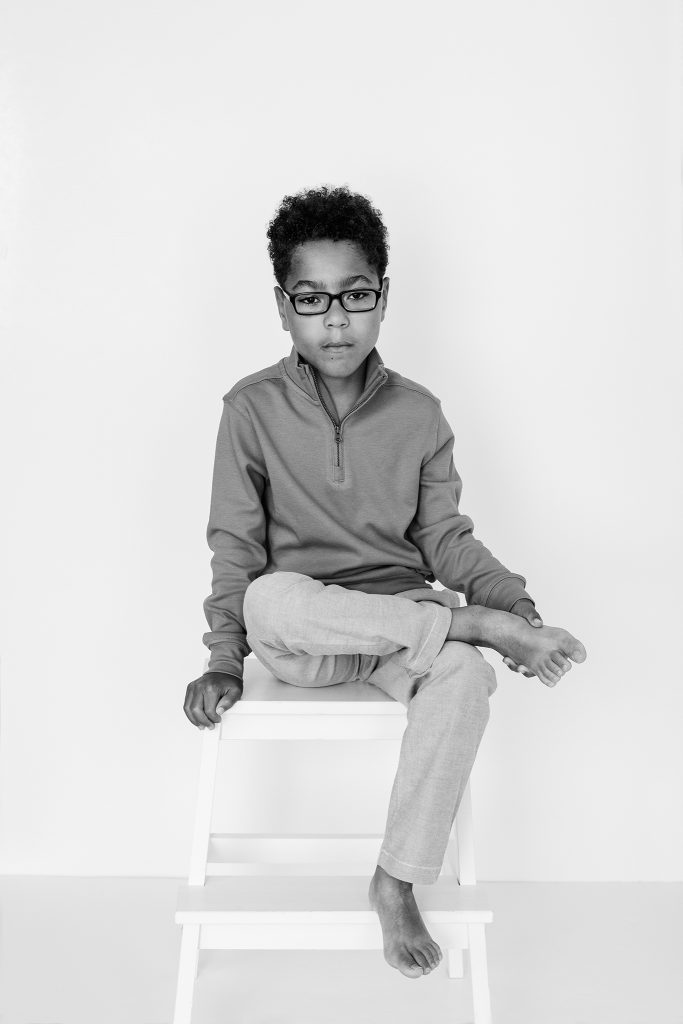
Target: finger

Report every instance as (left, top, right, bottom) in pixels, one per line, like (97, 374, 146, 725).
(218, 678, 244, 707)
(505, 658, 524, 672)
(190, 698, 215, 729)
(216, 687, 242, 716)
(183, 691, 205, 728)
(202, 689, 224, 727)
(199, 693, 225, 729)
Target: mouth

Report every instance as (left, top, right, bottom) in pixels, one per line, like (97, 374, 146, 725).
(323, 343, 352, 350)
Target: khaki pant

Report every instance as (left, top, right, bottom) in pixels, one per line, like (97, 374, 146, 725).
(243, 571, 497, 884)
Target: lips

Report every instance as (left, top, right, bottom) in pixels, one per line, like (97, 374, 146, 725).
(324, 343, 351, 349)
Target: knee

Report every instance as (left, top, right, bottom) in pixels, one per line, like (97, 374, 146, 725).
(480, 657, 498, 698)
(243, 571, 309, 633)
(443, 640, 498, 701)
(243, 573, 279, 632)
(471, 649, 497, 700)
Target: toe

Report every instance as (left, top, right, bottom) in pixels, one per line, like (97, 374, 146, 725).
(411, 948, 430, 973)
(567, 638, 587, 663)
(422, 945, 437, 969)
(551, 652, 571, 673)
(427, 941, 442, 966)
(401, 957, 424, 977)
(542, 661, 561, 686)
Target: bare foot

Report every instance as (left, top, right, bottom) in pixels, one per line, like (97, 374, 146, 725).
(368, 865, 442, 978)
(463, 607, 587, 687)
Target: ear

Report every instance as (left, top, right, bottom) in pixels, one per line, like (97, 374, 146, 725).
(274, 286, 290, 330)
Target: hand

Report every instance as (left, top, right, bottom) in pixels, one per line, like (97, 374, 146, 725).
(183, 671, 244, 730)
(503, 598, 543, 677)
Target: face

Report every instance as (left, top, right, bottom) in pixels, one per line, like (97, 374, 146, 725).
(274, 239, 389, 390)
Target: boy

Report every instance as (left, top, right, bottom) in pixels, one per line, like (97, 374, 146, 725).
(183, 184, 587, 979)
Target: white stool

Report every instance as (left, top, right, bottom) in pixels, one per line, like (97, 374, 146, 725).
(173, 654, 494, 1023)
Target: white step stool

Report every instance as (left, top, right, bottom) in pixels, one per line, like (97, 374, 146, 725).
(173, 654, 494, 1024)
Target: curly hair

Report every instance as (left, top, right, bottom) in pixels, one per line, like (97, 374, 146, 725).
(266, 183, 390, 290)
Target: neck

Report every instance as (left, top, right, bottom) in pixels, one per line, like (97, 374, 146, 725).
(317, 357, 366, 395)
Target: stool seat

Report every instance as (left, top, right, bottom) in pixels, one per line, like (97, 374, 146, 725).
(235, 660, 399, 703)
(218, 656, 407, 740)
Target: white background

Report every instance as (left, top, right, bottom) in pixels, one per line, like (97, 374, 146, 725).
(1, 0, 681, 880)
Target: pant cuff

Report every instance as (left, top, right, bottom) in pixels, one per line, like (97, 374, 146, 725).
(377, 847, 441, 885)
(407, 604, 452, 678)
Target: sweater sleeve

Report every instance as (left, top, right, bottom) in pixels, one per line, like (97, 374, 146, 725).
(201, 397, 269, 677)
(407, 402, 535, 612)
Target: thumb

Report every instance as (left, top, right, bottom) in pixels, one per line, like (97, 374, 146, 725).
(216, 690, 239, 713)
(530, 614, 543, 627)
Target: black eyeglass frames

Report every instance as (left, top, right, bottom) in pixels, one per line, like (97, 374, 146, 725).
(280, 279, 385, 315)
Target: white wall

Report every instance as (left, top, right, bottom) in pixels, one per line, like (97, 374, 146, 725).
(1, 0, 681, 880)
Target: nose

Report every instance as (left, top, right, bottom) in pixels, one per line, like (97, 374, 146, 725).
(325, 296, 348, 323)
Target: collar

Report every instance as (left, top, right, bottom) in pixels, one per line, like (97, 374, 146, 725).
(281, 343, 388, 404)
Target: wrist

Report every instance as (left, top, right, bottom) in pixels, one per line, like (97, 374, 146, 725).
(205, 670, 243, 685)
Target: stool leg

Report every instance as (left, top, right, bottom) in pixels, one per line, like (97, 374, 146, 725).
(173, 924, 200, 1024)
(189, 727, 221, 885)
(468, 922, 492, 1024)
(447, 946, 464, 977)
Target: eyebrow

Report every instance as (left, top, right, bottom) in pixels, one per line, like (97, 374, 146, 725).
(290, 274, 374, 291)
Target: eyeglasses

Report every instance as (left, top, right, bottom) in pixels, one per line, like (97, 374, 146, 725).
(281, 279, 385, 315)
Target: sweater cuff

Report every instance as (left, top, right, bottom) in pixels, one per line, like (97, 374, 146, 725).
(206, 641, 246, 679)
(484, 575, 535, 613)
(206, 662, 243, 680)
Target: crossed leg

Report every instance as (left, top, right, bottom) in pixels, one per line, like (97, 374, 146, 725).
(242, 571, 496, 978)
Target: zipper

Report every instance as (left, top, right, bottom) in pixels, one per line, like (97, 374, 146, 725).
(307, 364, 386, 467)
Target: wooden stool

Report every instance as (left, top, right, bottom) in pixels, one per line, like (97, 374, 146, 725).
(173, 654, 494, 1023)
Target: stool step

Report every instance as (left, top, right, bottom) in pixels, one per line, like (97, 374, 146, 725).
(204, 832, 459, 877)
(176, 874, 492, 923)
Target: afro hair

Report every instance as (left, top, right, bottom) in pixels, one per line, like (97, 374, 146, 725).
(266, 183, 390, 291)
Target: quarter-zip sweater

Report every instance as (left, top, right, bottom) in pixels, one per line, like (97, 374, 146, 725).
(203, 344, 535, 678)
